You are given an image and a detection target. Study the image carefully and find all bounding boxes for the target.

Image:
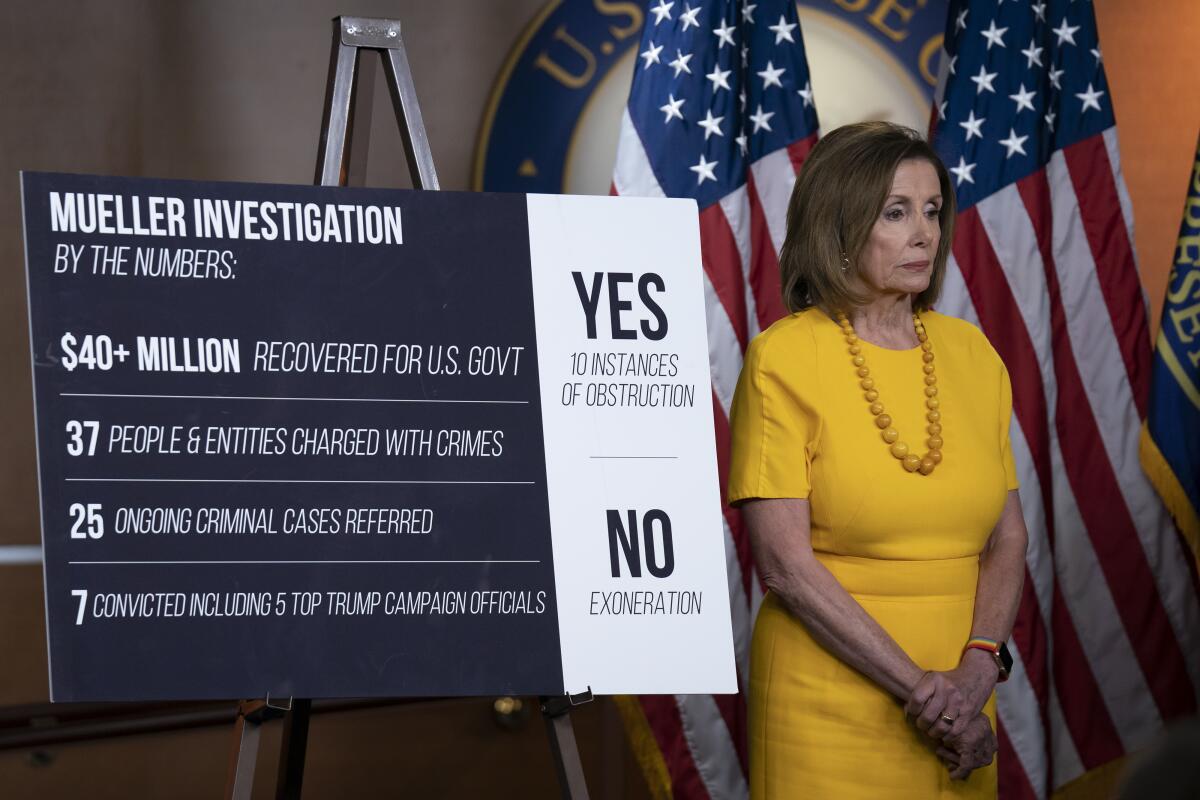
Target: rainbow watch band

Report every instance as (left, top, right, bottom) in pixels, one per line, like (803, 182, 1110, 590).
(964, 636, 1000, 654)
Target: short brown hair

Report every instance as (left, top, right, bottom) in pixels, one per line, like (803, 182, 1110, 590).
(778, 121, 955, 313)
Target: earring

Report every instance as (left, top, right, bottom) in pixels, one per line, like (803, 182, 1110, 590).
(840, 251, 850, 273)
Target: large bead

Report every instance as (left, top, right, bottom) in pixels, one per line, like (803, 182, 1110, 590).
(925, 386, 938, 397)
(850, 345, 862, 355)
(921, 341, 932, 352)
(857, 366, 870, 378)
(847, 333, 858, 343)
(875, 414, 892, 429)
(853, 355, 865, 367)
(890, 441, 910, 459)
(928, 449, 943, 464)
(881, 428, 899, 443)
(861, 378, 875, 390)
(928, 423, 942, 435)
(923, 363, 935, 374)
(924, 374, 937, 385)
(918, 457, 935, 475)
(922, 352, 935, 363)
(917, 332, 928, 342)
(865, 389, 879, 402)
(902, 454, 921, 472)
(869, 402, 885, 415)
(926, 397, 940, 409)
(927, 409, 941, 422)
(927, 436, 944, 449)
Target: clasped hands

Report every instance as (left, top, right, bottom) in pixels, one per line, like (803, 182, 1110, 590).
(904, 651, 999, 781)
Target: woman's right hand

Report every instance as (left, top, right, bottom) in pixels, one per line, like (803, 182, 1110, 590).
(904, 671, 969, 740)
(937, 714, 998, 780)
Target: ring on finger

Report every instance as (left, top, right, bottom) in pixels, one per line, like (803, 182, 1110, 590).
(940, 714, 955, 725)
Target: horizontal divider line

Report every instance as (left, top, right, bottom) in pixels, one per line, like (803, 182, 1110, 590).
(65, 478, 536, 485)
(68, 559, 541, 565)
(60, 393, 528, 405)
(588, 456, 678, 459)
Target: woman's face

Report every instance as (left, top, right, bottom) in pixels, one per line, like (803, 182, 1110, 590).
(854, 158, 943, 301)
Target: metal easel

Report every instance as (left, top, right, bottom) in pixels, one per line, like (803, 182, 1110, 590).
(223, 16, 591, 799)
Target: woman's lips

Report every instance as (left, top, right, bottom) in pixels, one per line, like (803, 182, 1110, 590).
(899, 260, 930, 270)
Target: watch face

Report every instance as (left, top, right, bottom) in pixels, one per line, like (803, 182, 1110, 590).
(999, 642, 1015, 673)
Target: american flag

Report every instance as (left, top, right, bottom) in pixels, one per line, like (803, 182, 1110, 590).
(931, 1, 1200, 798)
(611, 0, 816, 797)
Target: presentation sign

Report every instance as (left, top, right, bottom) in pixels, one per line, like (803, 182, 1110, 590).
(21, 172, 736, 702)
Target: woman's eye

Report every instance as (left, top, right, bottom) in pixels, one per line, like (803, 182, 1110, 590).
(885, 208, 904, 220)
(925, 208, 940, 218)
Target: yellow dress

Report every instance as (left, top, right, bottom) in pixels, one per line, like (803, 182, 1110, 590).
(728, 308, 1019, 799)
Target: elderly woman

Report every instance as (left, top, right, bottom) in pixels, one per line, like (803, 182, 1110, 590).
(728, 121, 1028, 799)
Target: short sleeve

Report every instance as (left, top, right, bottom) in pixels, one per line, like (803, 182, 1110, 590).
(999, 362, 1020, 492)
(727, 328, 821, 505)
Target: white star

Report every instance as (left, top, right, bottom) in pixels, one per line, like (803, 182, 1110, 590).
(742, 3, 757, 24)
(971, 64, 998, 94)
(669, 49, 693, 77)
(749, 104, 775, 133)
(1048, 66, 1065, 90)
(980, 20, 1008, 49)
(757, 61, 786, 89)
(937, 100, 947, 121)
(1032, 2, 1047, 22)
(1022, 39, 1043, 68)
(713, 19, 736, 48)
(690, 154, 718, 184)
(950, 156, 976, 186)
(1052, 19, 1080, 46)
(955, 8, 968, 32)
(697, 109, 724, 140)
(706, 64, 731, 92)
(769, 15, 797, 44)
(1076, 82, 1105, 112)
(948, 54, 957, 75)
(1091, 47, 1103, 64)
(959, 109, 985, 140)
(640, 42, 664, 69)
(735, 131, 748, 155)
(999, 128, 1029, 158)
(1009, 83, 1036, 113)
(741, 44, 749, 68)
(650, 0, 673, 26)
(739, 88, 747, 110)
(659, 94, 685, 124)
(797, 81, 814, 108)
(1045, 108, 1057, 131)
(679, 3, 701, 31)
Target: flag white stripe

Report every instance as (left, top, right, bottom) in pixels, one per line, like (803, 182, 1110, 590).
(997, 645, 1049, 800)
(1046, 153, 1200, 694)
(748, 147, 797, 255)
(1101, 128, 1137, 274)
(704, 275, 745, 417)
(676, 693, 750, 800)
(613, 109, 666, 198)
(719, 186, 761, 340)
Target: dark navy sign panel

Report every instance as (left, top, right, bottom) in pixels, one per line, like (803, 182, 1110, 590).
(22, 172, 564, 701)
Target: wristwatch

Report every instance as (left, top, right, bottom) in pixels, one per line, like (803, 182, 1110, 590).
(964, 637, 1013, 682)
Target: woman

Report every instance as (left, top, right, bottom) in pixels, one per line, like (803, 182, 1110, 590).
(728, 121, 1028, 799)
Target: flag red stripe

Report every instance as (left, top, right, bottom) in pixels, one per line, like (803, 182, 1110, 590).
(639, 695, 712, 800)
(713, 390, 755, 601)
(1060, 135, 1152, 413)
(699, 204, 750, 350)
(744, 174, 789, 330)
(952, 207, 1124, 767)
(786, 134, 818, 175)
(1017, 174, 1198, 723)
(996, 719, 1040, 800)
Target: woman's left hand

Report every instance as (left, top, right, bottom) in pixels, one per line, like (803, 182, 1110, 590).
(942, 647, 1000, 725)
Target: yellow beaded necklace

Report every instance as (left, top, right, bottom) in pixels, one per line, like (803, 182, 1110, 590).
(836, 311, 943, 475)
